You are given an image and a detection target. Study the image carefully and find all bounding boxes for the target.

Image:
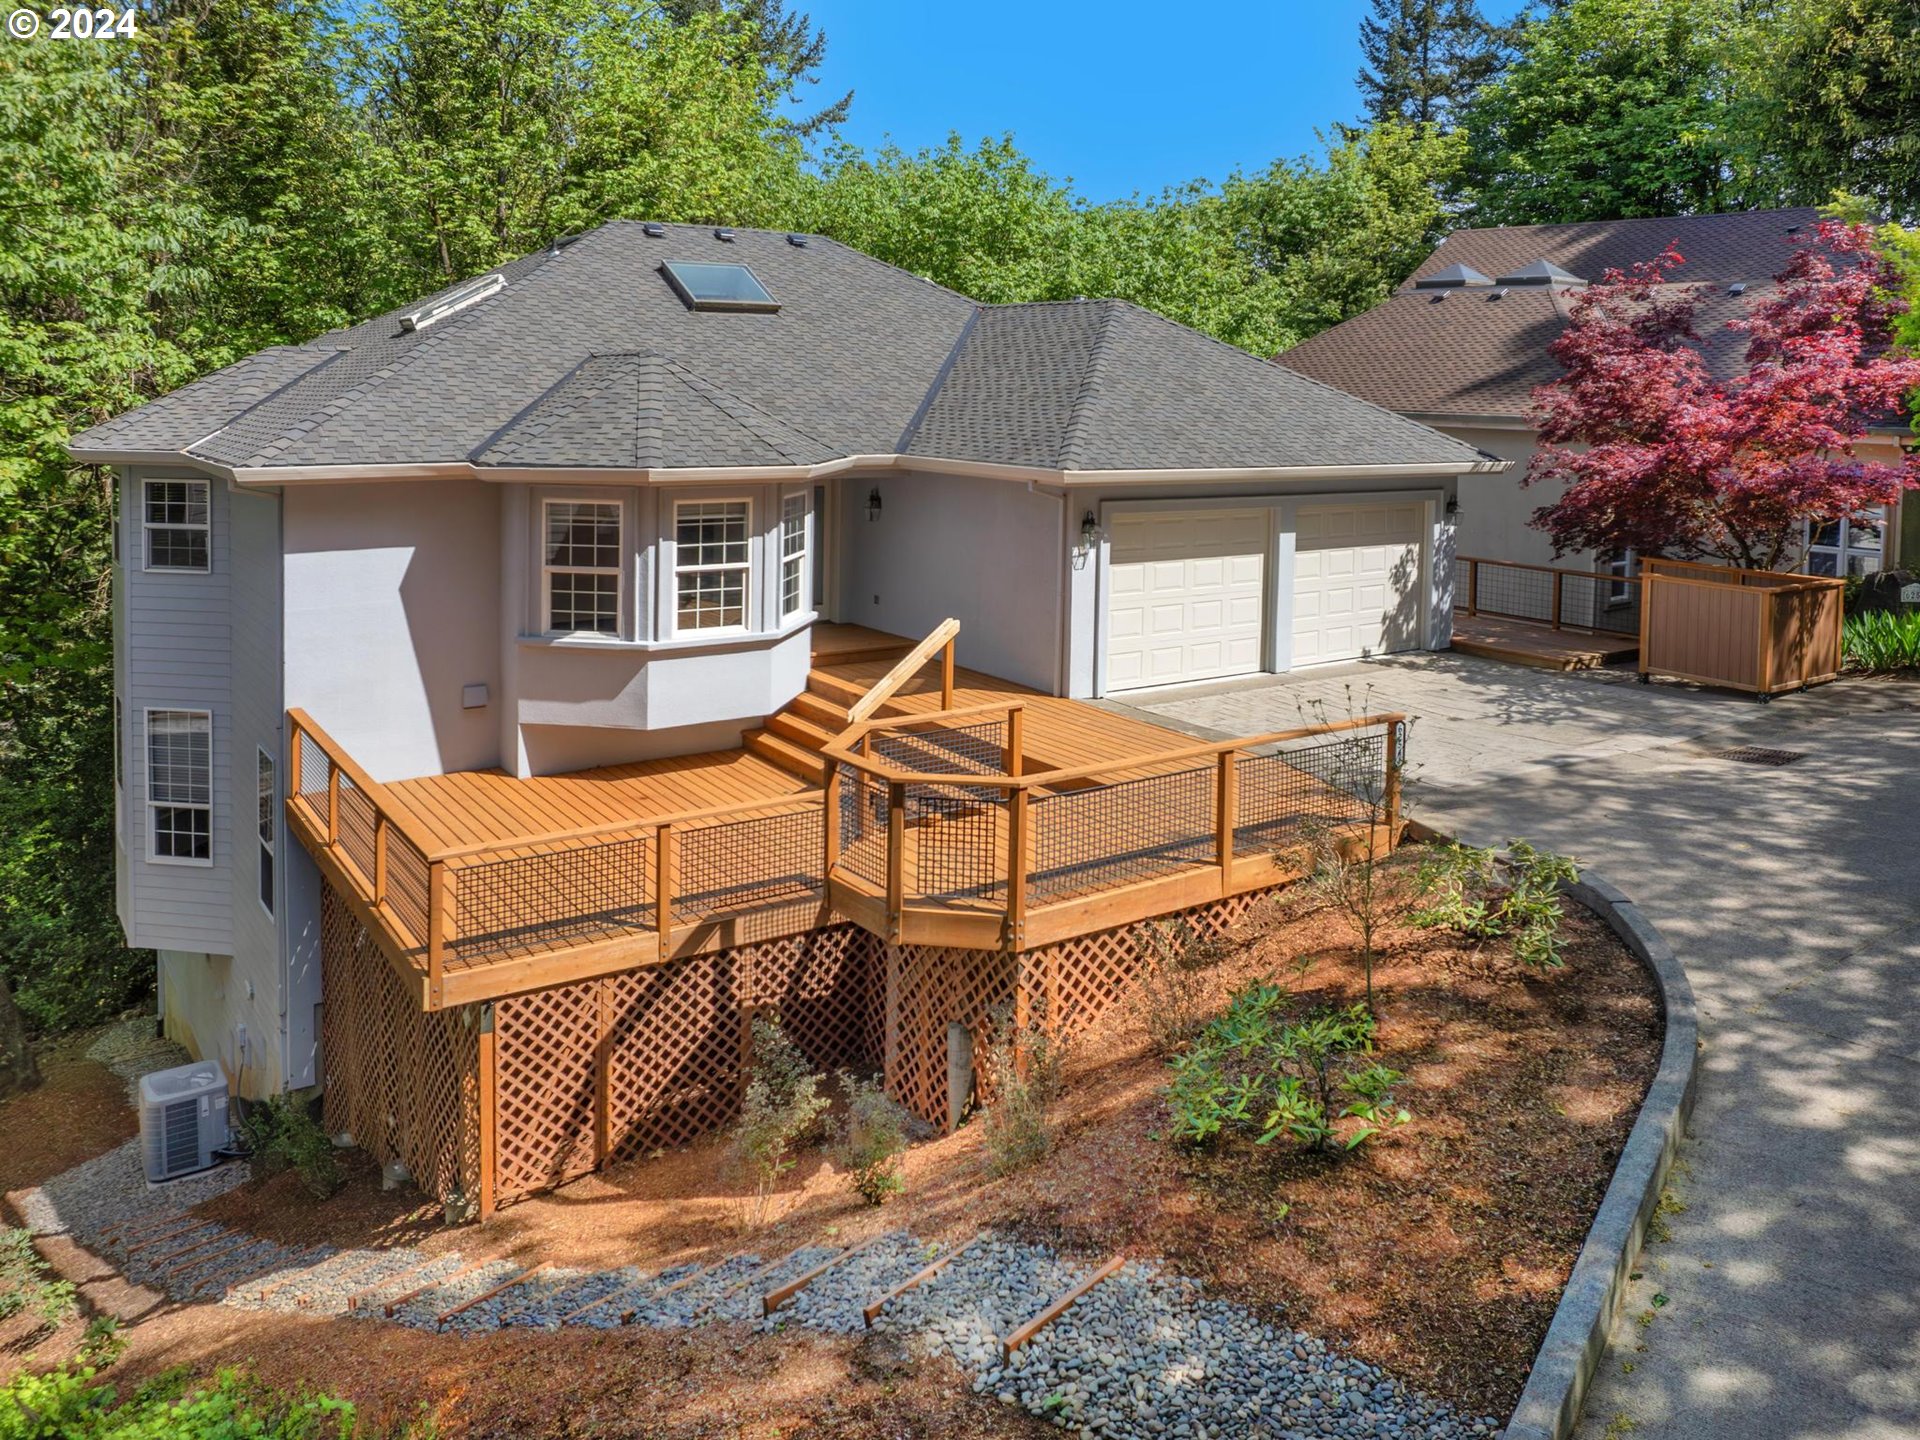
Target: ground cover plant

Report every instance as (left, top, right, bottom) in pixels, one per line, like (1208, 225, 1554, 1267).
(979, 1002, 1064, 1176)
(1843, 609, 1920, 672)
(242, 1093, 344, 1201)
(0, 1366, 360, 1440)
(1412, 839, 1581, 969)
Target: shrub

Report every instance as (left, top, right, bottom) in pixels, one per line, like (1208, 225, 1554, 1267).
(0, 1226, 76, 1329)
(1410, 839, 1580, 969)
(831, 1072, 911, 1206)
(242, 1092, 343, 1200)
(0, 1365, 358, 1439)
(979, 1001, 1063, 1176)
(1166, 986, 1408, 1154)
(1844, 609, 1920, 672)
(1129, 918, 1224, 1056)
(732, 1013, 829, 1226)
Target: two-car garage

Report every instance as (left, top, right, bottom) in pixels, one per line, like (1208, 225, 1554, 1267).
(1100, 498, 1429, 693)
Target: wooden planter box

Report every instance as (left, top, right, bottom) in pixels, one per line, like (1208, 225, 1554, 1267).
(1638, 558, 1845, 697)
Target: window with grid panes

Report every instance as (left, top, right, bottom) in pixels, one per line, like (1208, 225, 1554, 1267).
(144, 479, 209, 571)
(779, 492, 809, 618)
(674, 499, 751, 631)
(147, 710, 211, 862)
(543, 500, 622, 634)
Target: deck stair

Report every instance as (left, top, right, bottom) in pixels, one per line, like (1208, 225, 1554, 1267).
(742, 626, 927, 784)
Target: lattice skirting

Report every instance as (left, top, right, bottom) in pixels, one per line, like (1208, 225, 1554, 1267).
(319, 889, 483, 1206)
(319, 879, 1279, 1211)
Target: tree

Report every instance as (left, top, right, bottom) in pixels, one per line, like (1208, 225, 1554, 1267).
(1737, 0, 1920, 223)
(1458, 0, 1756, 224)
(1356, 0, 1513, 128)
(660, 0, 851, 134)
(1527, 221, 1920, 570)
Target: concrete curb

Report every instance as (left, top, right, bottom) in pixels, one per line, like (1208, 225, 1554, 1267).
(1502, 870, 1700, 1440)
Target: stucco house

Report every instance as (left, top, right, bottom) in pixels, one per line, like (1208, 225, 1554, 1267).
(1280, 206, 1914, 583)
(71, 222, 1495, 1210)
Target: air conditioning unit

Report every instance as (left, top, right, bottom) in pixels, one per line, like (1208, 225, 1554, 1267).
(138, 1060, 231, 1183)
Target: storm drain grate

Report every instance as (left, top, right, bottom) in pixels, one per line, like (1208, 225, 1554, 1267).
(1712, 746, 1806, 767)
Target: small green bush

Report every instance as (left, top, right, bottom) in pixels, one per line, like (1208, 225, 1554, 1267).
(1166, 986, 1408, 1154)
(0, 1365, 357, 1440)
(830, 1072, 910, 1206)
(732, 1013, 829, 1226)
(1410, 839, 1580, 969)
(243, 1092, 343, 1200)
(979, 1002, 1063, 1176)
(0, 1226, 76, 1329)
(1844, 609, 1920, 671)
(1129, 918, 1224, 1057)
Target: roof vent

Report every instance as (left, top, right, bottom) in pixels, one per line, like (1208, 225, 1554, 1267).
(1428, 291, 1447, 304)
(713, 227, 736, 243)
(1493, 259, 1586, 287)
(1728, 282, 1748, 296)
(640, 221, 666, 238)
(786, 233, 809, 248)
(1786, 224, 1802, 234)
(397, 272, 506, 333)
(1489, 287, 1510, 301)
(1414, 264, 1495, 289)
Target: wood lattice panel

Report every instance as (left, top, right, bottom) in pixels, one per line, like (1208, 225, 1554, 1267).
(319, 887, 480, 1205)
(493, 982, 600, 1196)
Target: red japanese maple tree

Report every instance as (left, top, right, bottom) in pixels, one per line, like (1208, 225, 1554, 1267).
(1527, 220, 1920, 571)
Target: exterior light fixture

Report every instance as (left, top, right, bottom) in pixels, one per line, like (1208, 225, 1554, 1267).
(1081, 510, 1099, 548)
(867, 487, 883, 522)
(1445, 497, 1461, 516)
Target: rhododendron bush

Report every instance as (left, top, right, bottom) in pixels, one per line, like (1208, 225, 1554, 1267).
(1527, 221, 1920, 571)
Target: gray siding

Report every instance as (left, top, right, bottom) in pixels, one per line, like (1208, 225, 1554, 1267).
(119, 467, 235, 955)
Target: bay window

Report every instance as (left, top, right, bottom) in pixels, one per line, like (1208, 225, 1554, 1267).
(543, 500, 623, 635)
(674, 499, 751, 632)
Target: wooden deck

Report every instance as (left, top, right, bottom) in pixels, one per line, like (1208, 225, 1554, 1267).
(1451, 613, 1639, 671)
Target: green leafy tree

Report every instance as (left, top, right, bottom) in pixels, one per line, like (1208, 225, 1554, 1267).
(661, 0, 851, 134)
(1357, 0, 1514, 128)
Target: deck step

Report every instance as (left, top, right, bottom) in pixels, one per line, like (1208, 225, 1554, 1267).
(805, 667, 875, 710)
(788, 690, 852, 730)
(744, 728, 827, 784)
(767, 710, 836, 750)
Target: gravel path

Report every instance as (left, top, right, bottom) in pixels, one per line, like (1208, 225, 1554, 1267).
(22, 1132, 1504, 1437)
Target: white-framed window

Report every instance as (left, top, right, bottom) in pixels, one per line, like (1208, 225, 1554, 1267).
(542, 499, 622, 635)
(143, 478, 210, 572)
(257, 747, 276, 915)
(779, 490, 810, 619)
(674, 498, 751, 632)
(1604, 548, 1637, 606)
(146, 709, 211, 864)
(1807, 511, 1883, 578)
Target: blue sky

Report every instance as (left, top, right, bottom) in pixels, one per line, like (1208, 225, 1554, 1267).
(794, 1, 1524, 202)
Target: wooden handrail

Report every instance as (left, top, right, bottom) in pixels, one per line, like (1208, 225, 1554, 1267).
(430, 790, 824, 864)
(845, 698, 1025, 737)
(845, 618, 961, 725)
(1457, 554, 1646, 585)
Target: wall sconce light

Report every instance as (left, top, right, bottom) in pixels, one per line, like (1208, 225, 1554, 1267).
(1445, 497, 1461, 516)
(1080, 510, 1099, 549)
(866, 487, 883, 522)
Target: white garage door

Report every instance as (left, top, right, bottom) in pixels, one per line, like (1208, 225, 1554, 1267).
(1106, 509, 1267, 690)
(1291, 502, 1425, 666)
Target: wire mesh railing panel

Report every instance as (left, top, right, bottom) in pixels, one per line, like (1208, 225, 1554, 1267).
(904, 784, 1005, 904)
(450, 836, 655, 966)
(674, 806, 824, 922)
(1233, 730, 1388, 855)
(1552, 572, 1642, 636)
(871, 721, 1006, 776)
(836, 763, 890, 890)
(1460, 558, 1554, 623)
(335, 775, 380, 886)
(1028, 765, 1216, 906)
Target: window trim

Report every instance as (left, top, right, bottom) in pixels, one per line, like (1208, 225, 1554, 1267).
(540, 497, 626, 638)
(778, 489, 811, 620)
(1806, 511, 1884, 579)
(257, 746, 276, 917)
(672, 496, 755, 637)
(1604, 548, 1637, 608)
(141, 477, 211, 574)
(144, 707, 213, 868)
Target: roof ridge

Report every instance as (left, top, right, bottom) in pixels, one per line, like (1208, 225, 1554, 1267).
(633, 352, 664, 470)
(895, 305, 983, 453)
(1059, 301, 1122, 469)
(1428, 204, 1824, 243)
(657, 355, 843, 463)
(209, 331, 458, 467)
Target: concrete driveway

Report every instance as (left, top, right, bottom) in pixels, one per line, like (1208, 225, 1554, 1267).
(1108, 652, 1920, 1440)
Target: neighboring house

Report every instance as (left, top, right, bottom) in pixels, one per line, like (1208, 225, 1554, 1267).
(1279, 206, 1914, 581)
(71, 222, 1491, 1204)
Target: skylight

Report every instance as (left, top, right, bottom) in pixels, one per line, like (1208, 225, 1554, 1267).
(660, 261, 779, 313)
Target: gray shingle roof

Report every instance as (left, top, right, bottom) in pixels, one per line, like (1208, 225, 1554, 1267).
(73, 221, 1488, 475)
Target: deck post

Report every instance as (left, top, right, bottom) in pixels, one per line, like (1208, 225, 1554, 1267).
(655, 823, 675, 950)
(1550, 571, 1564, 631)
(940, 637, 956, 710)
(373, 814, 389, 907)
(1005, 705, 1024, 778)
(1007, 787, 1030, 946)
(476, 1001, 497, 1222)
(885, 783, 906, 939)
(822, 764, 841, 872)
(427, 860, 449, 1009)
(1466, 559, 1479, 616)
(1215, 749, 1238, 894)
(1383, 723, 1403, 836)
(326, 763, 340, 845)
(287, 720, 303, 806)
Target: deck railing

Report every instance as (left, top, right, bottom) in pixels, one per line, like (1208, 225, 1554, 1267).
(287, 710, 826, 1007)
(1457, 556, 1642, 637)
(821, 705, 1406, 946)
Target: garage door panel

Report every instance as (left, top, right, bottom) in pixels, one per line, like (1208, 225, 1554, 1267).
(1107, 509, 1268, 690)
(1291, 502, 1424, 667)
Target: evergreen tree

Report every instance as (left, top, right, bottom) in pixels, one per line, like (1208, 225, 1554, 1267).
(1356, 0, 1512, 128)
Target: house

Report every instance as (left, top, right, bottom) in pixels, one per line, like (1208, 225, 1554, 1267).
(71, 222, 1491, 1211)
(1279, 207, 1914, 582)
